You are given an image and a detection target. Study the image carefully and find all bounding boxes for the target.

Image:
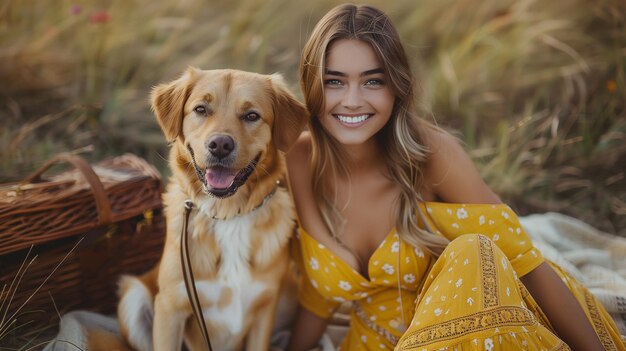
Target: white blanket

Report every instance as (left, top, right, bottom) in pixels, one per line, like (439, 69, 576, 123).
(44, 213, 626, 350)
(520, 212, 626, 335)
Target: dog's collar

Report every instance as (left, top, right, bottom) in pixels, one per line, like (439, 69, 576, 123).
(210, 180, 281, 221)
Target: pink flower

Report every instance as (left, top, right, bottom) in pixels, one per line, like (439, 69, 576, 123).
(71, 5, 82, 15)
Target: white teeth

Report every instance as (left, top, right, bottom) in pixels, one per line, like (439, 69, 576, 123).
(336, 114, 370, 124)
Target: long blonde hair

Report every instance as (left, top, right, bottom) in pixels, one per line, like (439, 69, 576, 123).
(299, 4, 449, 256)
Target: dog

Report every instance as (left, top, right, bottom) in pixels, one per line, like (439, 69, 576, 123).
(116, 68, 308, 351)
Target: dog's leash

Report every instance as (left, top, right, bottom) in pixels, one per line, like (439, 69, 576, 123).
(180, 200, 214, 351)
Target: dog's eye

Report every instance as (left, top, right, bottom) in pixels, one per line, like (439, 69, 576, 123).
(243, 112, 260, 122)
(194, 106, 207, 115)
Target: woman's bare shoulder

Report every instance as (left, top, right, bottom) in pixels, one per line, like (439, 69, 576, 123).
(422, 127, 501, 204)
(286, 131, 313, 182)
(285, 131, 314, 209)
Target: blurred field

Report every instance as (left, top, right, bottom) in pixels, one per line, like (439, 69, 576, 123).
(0, 0, 624, 231)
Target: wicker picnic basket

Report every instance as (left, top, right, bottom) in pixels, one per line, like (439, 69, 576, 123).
(0, 153, 163, 255)
(0, 153, 166, 328)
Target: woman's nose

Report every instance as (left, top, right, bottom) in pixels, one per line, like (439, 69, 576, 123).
(342, 85, 363, 109)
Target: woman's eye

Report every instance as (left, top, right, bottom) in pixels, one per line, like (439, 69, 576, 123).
(365, 79, 384, 86)
(324, 79, 342, 86)
(243, 112, 260, 122)
(194, 106, 207, 115)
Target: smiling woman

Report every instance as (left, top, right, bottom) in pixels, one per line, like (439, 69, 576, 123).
(285, 3, 625, 351)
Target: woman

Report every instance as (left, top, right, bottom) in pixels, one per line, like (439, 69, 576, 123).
(285, 3, 624, 351)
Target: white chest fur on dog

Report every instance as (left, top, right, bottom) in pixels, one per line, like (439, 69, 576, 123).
(207, 216, 264, 344)
(189, 279, 267, 350)
(181, 205, 273, 350)
(212, 214, 255, 283)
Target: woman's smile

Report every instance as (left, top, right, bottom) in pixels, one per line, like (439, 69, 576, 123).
(334, 113, 373, 126)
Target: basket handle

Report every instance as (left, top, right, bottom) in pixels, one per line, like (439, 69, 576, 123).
(22, 153, 113, 225)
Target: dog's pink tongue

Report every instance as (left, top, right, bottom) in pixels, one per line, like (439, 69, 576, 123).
(206, 168, 237, 189)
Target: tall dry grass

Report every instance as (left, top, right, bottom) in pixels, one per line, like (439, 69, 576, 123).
(0, 0, 624, 237)
(0, 240, 82, 349)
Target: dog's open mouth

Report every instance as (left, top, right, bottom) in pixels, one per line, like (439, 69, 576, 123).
(189, 149, 261, 198)
(204, 161, 256, 198)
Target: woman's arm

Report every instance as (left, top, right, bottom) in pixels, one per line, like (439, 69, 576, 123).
(285, 306, 330, 351)
(285, 134, 332, 350)
(424, 129, 603, 350)
(521, 263, 603, 351)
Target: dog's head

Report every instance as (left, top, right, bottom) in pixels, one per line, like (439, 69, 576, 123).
(151, 68, 308, 198)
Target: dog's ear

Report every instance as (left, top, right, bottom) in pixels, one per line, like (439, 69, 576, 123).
(270, 74, 309, 152)
(151, 67, 199, 142)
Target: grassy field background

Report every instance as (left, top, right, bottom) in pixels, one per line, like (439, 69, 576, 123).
(0, 0, 624, 348)
(1, 0, 624, 230)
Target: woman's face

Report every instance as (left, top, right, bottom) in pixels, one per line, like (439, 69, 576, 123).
(320, 39, 395, 147)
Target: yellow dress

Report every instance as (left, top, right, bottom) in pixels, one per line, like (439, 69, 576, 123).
(293, 202, 626, 350)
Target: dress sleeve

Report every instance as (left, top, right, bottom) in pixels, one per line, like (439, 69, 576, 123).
(290, 235, 341, 319)
(421, 203, 545, 277)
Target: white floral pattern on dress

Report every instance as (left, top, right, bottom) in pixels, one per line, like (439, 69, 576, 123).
(382, 263, 395, 274)
(485, 338, 494, 351)
(339, 280, 352, 291)
(404, 273, 416, 284)
(456, 208, 468, 219)
(309, 257, 319, 270)
(391, 241, 400, 253)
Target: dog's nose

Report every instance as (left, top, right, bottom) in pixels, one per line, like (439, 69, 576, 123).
(207, 135, 235, 158)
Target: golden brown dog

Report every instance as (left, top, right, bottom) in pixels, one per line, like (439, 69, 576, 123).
(116, 68, 307, 351)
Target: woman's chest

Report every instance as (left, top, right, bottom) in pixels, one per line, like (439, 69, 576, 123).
(299, 230, 432, 300)
(335, 178, 400, 269)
